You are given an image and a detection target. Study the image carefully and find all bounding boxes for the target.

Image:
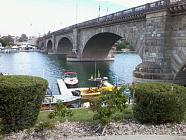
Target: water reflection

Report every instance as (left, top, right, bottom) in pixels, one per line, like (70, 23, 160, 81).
(0, 52, 141, 94)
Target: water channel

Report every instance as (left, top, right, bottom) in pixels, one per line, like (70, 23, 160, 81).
(0, 52, 142, 94)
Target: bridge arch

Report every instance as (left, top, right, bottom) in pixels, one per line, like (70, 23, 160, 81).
(82, 32, 122, 59)
(46, 40, 53, 53)
(57, 37, 73, 55)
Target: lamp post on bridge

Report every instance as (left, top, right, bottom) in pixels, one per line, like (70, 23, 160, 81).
(98, 4, 101, 18)
(75, 0, 78, 25)
(106, 7, 108, 15)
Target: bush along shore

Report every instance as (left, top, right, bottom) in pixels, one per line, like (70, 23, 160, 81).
(0, 82, 186, 139)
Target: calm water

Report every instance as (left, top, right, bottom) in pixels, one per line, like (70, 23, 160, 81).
(0, 52, 141, 94)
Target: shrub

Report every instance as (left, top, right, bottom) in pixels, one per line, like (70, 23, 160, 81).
(133, 82, 186, 124)
(48, 100, 73, 122)
(92, 87, 127, 134)
(0, 75, 48, 133)
(35, 121, 55, 133)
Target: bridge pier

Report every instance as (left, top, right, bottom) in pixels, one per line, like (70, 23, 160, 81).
(133, 61, 175, 84)
(133, 61, 186, 85)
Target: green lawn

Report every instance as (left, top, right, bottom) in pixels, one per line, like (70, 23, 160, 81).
(38, 108, 95, 123)
(38, 106, 186, 124)
(37, 107, 134, 123)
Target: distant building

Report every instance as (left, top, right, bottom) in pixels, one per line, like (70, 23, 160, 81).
(13, 36, 20, 45)
(27, 36, 38, 46)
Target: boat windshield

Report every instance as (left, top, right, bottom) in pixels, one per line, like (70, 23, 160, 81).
(64, 72, 78, 78)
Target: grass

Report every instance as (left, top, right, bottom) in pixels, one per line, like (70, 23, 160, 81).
(38, 108, 95, 123)
(37, 107, 134, 123)
(69, 108, 95, 122)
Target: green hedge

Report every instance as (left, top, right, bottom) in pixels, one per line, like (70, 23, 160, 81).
(133, 82, 186, 124)
(0, 75, 48, 133)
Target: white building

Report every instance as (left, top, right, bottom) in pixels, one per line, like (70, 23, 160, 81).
(27, 36, 38, 46)
(13, 36, 20, 45)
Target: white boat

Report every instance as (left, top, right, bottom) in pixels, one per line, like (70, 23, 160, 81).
(63, 72, 79, 88)
(42, 86, 81, 109)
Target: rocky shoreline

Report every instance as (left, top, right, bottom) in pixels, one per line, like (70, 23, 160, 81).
(2, 120, 186, 140)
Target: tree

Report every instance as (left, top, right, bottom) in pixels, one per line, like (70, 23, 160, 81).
(19, 34, 28, 42)
(0, 38, 6, 47)
(1, 35, 14, 47)
(116, 42, 127, 51)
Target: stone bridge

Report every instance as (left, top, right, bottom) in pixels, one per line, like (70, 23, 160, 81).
(37, 0, 186, 85)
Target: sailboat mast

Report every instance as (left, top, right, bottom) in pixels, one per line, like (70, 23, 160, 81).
(94, 61, 96, 79)
(98, 70, 100, 78)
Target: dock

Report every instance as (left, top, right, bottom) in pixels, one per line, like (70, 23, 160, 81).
(57, 79, 72, 95)
(44, 79, 115, 104)
(43, 79, 133, 110)
(50, 79, 81, 103)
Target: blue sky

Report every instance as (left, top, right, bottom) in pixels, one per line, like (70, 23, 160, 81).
(0, 0, 156, 37)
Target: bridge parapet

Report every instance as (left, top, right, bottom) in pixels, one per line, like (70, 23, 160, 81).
(169, 0, 186, 13)
(76, 0, 167, 29)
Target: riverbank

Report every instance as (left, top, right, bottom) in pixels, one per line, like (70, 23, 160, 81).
(2, 120, 186, 140)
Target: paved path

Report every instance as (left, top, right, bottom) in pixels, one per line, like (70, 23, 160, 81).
(67, 135, 186, 140)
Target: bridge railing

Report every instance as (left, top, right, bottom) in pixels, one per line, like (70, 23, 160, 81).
(42, 0, 185, 38)
(76, 0, 168, 28)
(169, 0, 182, 4)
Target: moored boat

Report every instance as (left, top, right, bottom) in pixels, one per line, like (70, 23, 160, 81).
(71, 84, 114, 99)
(63, 72, 79, 88)
(42, 89, 81, 110)
(80, 88, 101, 97)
